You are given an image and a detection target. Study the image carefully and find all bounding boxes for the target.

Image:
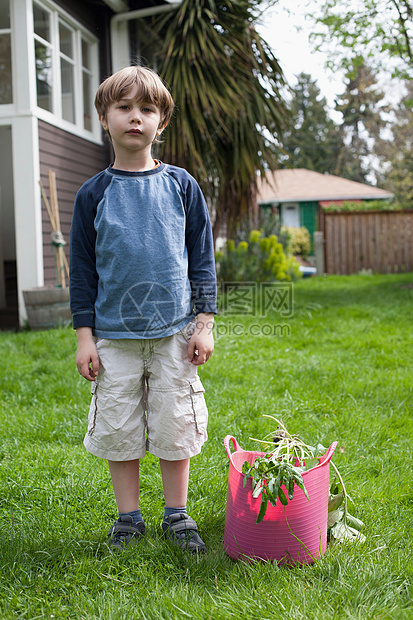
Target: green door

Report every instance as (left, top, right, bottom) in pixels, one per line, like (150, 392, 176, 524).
(299, 201, 318, 241)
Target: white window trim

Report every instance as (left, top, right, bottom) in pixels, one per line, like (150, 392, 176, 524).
(32, 0, 101, 143)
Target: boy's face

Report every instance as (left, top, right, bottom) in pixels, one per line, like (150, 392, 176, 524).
(99, 84, 165, 157)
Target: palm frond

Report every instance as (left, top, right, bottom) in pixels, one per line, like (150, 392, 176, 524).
(150, 0, 289, 237)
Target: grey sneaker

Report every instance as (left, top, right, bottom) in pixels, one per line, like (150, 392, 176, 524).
(162, 513, 207, 554)
(107, 515, 145, 550)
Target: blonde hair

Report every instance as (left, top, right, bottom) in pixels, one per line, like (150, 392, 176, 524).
(95, 66, 174, 129)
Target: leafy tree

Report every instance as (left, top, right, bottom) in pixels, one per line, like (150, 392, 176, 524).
(334, 58, 387, 183)
(148, 0, 288, 238)
(280, 72, 345, 174)
(377, 81, 413, 205)
(308, 0, 413, 77)
(280, 63, 388, 184)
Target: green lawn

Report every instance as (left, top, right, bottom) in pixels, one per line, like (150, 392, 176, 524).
(0, 273, 412, 619)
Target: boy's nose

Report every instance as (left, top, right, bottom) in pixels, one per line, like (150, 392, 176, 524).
(130, 110, 142, 123)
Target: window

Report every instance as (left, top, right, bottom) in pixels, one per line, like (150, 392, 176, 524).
(81, 37, 93, 131)
(59, 22, 75, 123)
(33, 3, 53, 112)
(281, 204, 300, 228)
(0, 0, 12, 104)
(33, 1, 98, 135)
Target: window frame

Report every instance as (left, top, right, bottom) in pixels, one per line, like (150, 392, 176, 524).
(32, 0, 100, 142)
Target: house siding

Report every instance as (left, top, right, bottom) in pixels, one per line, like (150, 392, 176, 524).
(38, 119, 111, 286)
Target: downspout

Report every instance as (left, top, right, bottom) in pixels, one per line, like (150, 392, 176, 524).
(110, 3, 182, 73)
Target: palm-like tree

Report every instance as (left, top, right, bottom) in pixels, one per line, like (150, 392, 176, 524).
(151, 0, 288, 239)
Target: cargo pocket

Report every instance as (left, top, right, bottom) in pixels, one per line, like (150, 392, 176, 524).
(179, 319, 196, 343)
(189, 376, 208, 434)
(87, 380, 99, 436)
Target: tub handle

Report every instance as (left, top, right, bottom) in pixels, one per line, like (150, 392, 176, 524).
(224, 435, 241, 461)
(224, 436, 338, 467)
(322, 441, 338, 465)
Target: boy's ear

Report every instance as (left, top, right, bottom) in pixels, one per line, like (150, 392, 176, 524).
(157, 121, 168, 136)
(99, 113, 108, 130)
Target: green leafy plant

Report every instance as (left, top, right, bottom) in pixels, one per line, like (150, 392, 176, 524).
(236, 211, 290, 254)
(215, 229, 302, 283)
(243, 416, 366, 542)
(242, 417, 323, 523)
(327, 470, 366, 543)
(243, 454, 310, 524)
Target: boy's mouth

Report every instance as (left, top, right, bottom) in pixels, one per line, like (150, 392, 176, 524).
(127, 128, 142, 134)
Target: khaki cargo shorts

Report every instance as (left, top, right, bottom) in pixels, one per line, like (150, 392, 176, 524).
(83, 320, 208, 461)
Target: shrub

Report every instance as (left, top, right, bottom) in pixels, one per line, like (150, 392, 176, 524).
(322, 200, 403, 212)
(285, 255, 303, 280)
(282, 226, 311, 260)
(215, 229, 302, 282)
(236, 210, 290, 254)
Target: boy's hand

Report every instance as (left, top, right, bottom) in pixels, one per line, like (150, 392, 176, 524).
(187, 313, 215, 366)
(76, 327, 99, 381)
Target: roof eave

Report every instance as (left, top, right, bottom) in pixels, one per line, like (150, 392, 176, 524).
(258, 193, 394, 204)
(103, 0, 129, 12)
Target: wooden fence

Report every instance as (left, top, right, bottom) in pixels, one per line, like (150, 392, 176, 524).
(321, 210, 413, 275)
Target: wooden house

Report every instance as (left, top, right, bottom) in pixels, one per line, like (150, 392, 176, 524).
(257, 168, 394, 241)
(0, 0, 180, 328)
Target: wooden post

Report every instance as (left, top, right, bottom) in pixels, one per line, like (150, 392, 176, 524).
(48, 170, 66, 288)
(314, 231, 325, 276)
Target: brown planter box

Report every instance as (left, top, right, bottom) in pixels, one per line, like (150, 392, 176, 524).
(23, 287, 71, 330)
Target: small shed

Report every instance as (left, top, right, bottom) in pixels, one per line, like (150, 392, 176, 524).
(257, 169, 394, 241)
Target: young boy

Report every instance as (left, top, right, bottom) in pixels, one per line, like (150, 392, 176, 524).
(69, 66, 216, 553)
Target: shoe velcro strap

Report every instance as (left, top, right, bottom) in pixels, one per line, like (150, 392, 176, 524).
(166, 515, 198, 534)
(111, 522, 144, 535)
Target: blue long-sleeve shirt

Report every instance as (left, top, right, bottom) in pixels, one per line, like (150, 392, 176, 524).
(69, 162, 217, 339)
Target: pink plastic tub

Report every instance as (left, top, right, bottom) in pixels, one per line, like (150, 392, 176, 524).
(223, 435, 338, 565)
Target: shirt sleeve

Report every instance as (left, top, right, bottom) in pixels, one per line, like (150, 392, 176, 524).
(69, 181, 99, 329)
(182, 174, 217, 314)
